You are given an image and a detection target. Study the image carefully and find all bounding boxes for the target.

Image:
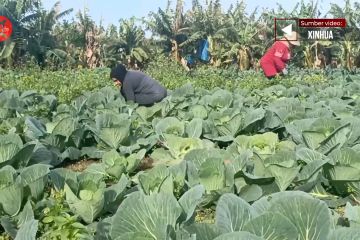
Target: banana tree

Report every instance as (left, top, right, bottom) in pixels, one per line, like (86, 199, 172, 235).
(70, 9, 106, 68)
(336, 37, 359, 70)
(105, 17, 149, 69)
(303, 41, 332, 69)
(328, 0, 360, 70)
(26, 1, 73, 66)
(52, 16, 88, 68)
(0, 0, 41, 66)
(184, 0, 239, 67)
(224, 2, 263, 70)
(146, 0, 189, 63)
(0, 40, 15, 60)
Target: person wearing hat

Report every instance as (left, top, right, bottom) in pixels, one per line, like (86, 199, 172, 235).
(260, 31, 300, 79)
(110, 64, 167, 106)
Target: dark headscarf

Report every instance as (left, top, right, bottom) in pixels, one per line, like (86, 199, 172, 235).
(110, 64, 127, 82)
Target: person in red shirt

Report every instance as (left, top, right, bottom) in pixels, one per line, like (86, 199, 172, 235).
(260, 31, 300, 79)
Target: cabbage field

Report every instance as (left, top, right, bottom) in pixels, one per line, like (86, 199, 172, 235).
(1, 70, 360, 240)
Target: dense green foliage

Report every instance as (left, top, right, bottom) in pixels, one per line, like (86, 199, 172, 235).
(0, 0, 360, 238)
(1, 0, 359, 70)
(146, 55, 330, 90)
(0, 67, 109, 103)
(0, 69, 360, 239)
(0, 56, 331, 103)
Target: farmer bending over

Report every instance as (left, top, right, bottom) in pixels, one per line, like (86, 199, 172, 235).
(260, 31, 300, 79)
(110, 64, 167, 106)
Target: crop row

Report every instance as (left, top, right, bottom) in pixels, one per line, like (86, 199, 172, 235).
(0, 71, 360, 239)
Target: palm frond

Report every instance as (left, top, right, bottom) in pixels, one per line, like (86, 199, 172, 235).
(20, 12, 40, 23)
(178, 31, 203, 47)
(56, 8, 74, 20)
(0, 40, 15, 59)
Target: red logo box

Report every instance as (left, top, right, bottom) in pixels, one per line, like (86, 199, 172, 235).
(298, 18, 347, 28)
(274, 18, 298, 42)
(0, 16, 13, 42)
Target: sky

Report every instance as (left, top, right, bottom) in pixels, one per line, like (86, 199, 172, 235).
(42, 0, 347, 27)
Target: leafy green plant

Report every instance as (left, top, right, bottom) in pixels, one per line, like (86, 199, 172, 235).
(37, 189, 91, 240)
(0, 65, 360, 239)
(64, 173, 105, 224)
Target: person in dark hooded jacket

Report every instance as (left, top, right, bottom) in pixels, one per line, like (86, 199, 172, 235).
(110, 64, 167, 106)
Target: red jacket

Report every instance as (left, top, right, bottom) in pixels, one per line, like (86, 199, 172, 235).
(260, 41, 291, 77)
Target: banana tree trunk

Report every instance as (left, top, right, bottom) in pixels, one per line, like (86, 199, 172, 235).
(0, 40, 15, 67)
(304, 45, 314, 69)
(171, 39, 189, 71)
(208, 36, 217, 66)
(343, 41, 352, 70)
(171, 39, 181, 62)
(355, 54, 360, 68)
(238, 47, 251, 71)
